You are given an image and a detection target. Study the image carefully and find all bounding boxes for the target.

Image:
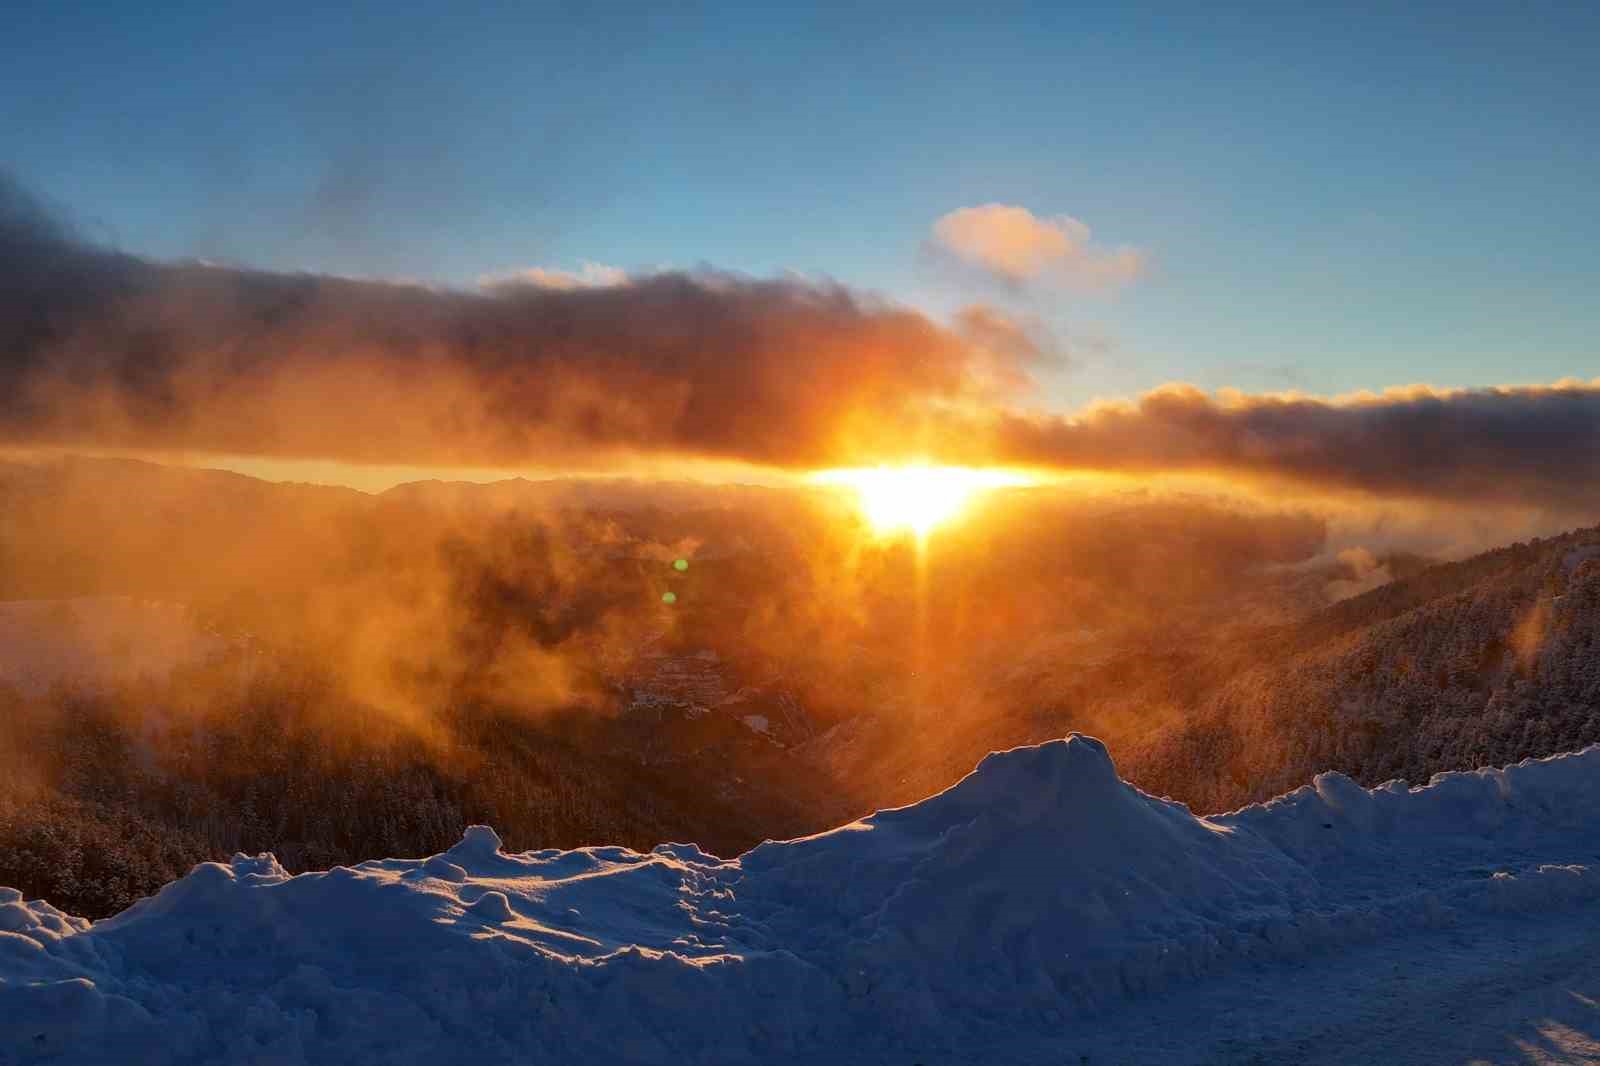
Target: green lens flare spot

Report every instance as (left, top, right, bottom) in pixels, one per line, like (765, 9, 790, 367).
(673, 558, 689, 572)
(661, 591, 677, 605)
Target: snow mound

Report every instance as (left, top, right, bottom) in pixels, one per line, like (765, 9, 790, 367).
(4, 735, 1600, 1064)
(736, 735, 1316, 1010)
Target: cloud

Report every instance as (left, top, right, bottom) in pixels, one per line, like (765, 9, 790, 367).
(0, 173, 1045, 470)
(977, 381, 1600, 511)
(479, 261, 628, 291)
(1323, 546, 1392, 602)
(952, 304, 1062, 392)
(3, 173, 1597, 516)
(930, 204, 1144, 289)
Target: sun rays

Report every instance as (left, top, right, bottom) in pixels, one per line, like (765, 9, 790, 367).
(809, 464, 1034, 538)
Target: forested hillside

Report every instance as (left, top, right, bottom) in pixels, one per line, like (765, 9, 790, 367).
(1, 456, 1594, 920)
(1130, 528, 1600, 810)
(0, 664, 830, 919)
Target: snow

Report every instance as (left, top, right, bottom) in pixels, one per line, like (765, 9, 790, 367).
(4, 735, 1600, 1064)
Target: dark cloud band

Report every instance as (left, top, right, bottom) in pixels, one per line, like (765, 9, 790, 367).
(978, 383, 1600, 509)
(3, 174, 1597, 513)
(0, 173, 1018, 468)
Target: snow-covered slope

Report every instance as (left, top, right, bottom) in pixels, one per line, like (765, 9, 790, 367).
(4, 735, 1600, 1064)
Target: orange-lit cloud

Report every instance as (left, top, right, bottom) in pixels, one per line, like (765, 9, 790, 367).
(952, 304, 1062, 389)
(1, 174, 1049, 471)
(479, 261, 628, 291)
(3, 173, 1597, 514)
(930, 203, 1144, 289)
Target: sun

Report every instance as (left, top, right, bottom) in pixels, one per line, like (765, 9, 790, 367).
(810, 464, 1034, 537)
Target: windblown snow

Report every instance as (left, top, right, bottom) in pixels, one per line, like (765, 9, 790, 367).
(5, 735, 1600, 1064)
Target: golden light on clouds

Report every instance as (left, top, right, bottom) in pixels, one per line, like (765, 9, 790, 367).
(810, 464, 1035, 537)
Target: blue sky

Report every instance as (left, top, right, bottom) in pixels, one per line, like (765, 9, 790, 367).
(5, 1, 1597, 411)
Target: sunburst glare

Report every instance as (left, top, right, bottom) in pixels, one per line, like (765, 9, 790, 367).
(809, 464, 1034, 537)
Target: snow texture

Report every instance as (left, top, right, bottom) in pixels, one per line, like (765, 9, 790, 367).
(4, 734, 1600, 1064)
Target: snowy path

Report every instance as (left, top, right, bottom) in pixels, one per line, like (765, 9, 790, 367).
(1092, 906, 1600, 1065)
(773, 907, 1600, 1065)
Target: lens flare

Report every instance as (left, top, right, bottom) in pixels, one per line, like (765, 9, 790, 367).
(810, 465, 1034, 537)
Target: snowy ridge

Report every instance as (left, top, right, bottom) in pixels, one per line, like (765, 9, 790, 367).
(4, 735, 1600, 1064)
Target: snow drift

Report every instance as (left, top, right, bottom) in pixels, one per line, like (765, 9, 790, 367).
(4, 735, 1600, 1064)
